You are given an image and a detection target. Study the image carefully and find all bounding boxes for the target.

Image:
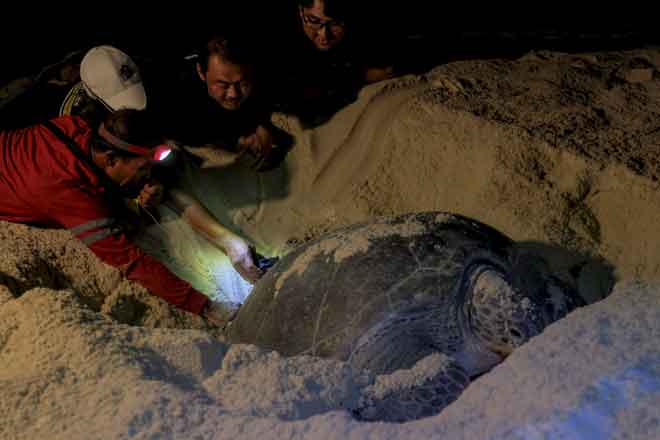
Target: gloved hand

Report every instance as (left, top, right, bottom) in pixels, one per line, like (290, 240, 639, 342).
(218, 235, 265, 284)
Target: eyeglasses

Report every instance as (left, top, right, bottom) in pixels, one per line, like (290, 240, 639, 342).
(301, 13, 345, 33)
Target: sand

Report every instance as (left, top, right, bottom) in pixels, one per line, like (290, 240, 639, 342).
(2, 46, 660, 439)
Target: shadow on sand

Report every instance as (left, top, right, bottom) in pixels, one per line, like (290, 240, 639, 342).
(517, 240, 617, 305)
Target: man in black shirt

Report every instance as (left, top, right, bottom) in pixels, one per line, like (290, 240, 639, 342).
(150, 35, 280, 170)
(264, 0, 395, 125)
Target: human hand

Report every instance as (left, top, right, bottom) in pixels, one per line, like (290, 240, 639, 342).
(218, 235, 265, 284)
(137, 181, 165, 209)
(238, 125, 274, 169)
(430, 74, 464, 94)
(364, 65, 395, 84)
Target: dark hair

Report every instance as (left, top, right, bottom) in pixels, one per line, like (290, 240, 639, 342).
(93, 109, 161, 159)
(297, 0, 351, 22)
(197, 35, 255, 73)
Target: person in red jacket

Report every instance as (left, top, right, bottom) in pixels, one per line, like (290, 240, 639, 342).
(0, 108, 241, 326)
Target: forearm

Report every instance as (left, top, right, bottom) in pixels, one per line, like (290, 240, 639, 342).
(176, 143, 252, 169)
(166, 188, 242, 254)
(164, 189, 263, 283)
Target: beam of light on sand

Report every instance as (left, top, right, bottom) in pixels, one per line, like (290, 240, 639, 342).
(209, 256, 253, 303)
(135, 205, 255, 304)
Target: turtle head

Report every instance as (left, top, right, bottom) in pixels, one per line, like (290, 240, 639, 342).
(464, 254, 583, 357)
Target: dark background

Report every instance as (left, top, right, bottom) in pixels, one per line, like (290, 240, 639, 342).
(1, 2, 657, 85)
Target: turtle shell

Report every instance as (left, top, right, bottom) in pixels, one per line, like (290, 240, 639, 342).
(226, 212, 516, 362)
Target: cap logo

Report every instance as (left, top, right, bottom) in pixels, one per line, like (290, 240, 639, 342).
(119, 64, 135, 82)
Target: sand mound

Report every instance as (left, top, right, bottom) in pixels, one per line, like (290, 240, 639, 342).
(144, 47, 660, 303)
(2, 47, 660, 439)
(0, 221, 213, 331)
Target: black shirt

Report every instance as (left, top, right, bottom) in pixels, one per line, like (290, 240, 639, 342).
(146, 57, 271, 149)
(259, 23, 380, 121)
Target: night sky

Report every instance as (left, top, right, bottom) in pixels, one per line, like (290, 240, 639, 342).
(0, 2, 656, 85)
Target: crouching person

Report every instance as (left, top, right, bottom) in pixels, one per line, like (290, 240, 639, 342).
(0, 108, 247, 326)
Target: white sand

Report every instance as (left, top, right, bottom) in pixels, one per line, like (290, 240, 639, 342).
(1, 279, 657, 439)
(2, 47, 660, 439)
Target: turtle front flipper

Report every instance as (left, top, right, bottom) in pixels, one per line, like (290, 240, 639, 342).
(352, 353, 469, 423)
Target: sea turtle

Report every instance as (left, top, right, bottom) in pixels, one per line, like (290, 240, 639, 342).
(225, 211, 584, 422)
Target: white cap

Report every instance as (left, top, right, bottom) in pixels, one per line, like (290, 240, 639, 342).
(80, 45, 147, 111)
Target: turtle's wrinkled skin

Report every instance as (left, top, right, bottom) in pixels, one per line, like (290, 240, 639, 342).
(226, 212, 584, 422)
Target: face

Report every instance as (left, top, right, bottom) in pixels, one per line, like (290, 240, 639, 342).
(103, 154, 153, 198)
(197, 54, 253, 111)
(299, 0, 346, 51)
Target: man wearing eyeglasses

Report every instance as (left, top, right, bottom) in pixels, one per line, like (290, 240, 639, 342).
(298, 0, 348, 52)
(266, 0, 395, 124)
(298, 0, 396, 82)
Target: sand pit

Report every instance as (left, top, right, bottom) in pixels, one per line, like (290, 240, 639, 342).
(2, 46, 660, 438)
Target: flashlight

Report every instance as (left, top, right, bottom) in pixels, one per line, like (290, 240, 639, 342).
(153, 145, 174, 162)
(256, 256, 280, 270)
(151, 144, 177, 165)
(250, 247, 280, 271)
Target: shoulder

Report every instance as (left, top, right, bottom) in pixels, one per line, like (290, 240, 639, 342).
(49, 114, 92, 135)
(59, 82, 87, 115)
(59, 82, 104, 122)
(44, 115, 95, 153)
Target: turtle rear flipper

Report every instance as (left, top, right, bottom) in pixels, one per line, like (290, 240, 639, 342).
(352, 353, 469, 423)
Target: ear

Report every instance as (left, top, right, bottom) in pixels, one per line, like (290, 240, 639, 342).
(196, 62, 206, 82)
(101, 150, 119, 169)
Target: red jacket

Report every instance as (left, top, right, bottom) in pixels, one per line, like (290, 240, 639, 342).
(0, 116, 208, 314)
